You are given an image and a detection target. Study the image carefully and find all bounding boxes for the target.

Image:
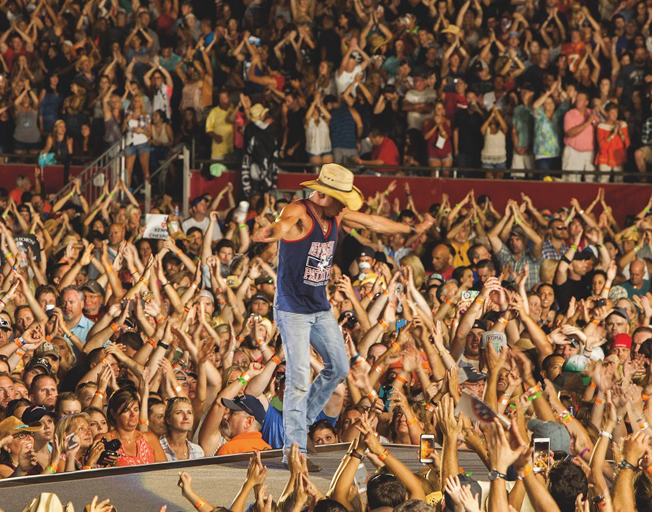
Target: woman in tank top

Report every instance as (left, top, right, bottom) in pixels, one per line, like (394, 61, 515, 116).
(97, 387, 166, 467)
(150, 109, 173, 170)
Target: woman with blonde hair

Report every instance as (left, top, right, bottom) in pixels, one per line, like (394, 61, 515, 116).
(159, 397, 204, 461)
(54, 412, 103, 472)
(399, 253, 427, 289)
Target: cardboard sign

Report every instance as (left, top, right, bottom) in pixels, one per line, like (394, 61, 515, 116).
(14, 235, 41, 262)
(142, 214, 170, 240)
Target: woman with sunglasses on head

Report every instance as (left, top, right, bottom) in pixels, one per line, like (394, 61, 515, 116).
(54, 412, 103, 472)
(98, 387, 166, 466)
(159, 397, 204, 461)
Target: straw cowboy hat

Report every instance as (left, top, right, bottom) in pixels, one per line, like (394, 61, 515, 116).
(0, 416, 42, 437)
(22, 493, 74, 512)
(301, 164, 364, 211)
(249, 104, 269, 122)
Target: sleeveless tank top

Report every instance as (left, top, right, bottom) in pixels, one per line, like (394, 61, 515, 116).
(275, 199, 338, 314)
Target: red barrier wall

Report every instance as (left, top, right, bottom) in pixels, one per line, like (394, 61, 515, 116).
(1, 164, 85, 193)
(191, 171, 650, 225)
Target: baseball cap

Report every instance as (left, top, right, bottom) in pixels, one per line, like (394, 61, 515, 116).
(82, 280, 105, 297)
(251, 294, 270, 304)
(26, 358, 53, 375)
(221, 394, 266, 424)
(612, 333, 632, 349)
(34, 342, 60, 360)
(510, 226, 526, 238)
(527, 419, 571, 454)
(199, 289, 215, 304)
(0, 317, 11, 331)
(190, 196, 208, 207)
(563, 354, 589, 372)
(472, 319, 488, 331)
(608, 306, 630, 323)
(21, 405, 57, 425)
(428, 273, 445, 285)
(573, 250, 593, 261)
(358, 246, 376, 259)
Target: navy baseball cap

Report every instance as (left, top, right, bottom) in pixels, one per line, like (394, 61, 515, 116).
(222, 394, 267, 424)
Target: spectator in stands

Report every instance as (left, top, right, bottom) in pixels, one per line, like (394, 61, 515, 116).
(562, 90, 598, 182)
(353, 129, 400, 173)
(453, 91, 484, 170)
(304, 93, 333, 167)
(123, 94, 151, 188)
(206, 91, 236, 161)
(423, 100, 453, 176)
(533, 82, 569, 171)
(480, 106, 508, 179)
(596, 103, 630, 183)
(326, 95, 362, 165)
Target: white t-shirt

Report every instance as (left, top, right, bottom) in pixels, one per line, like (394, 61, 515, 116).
(404, 88, 437, 130)
(336, 64, 362, 96)
(181, 216, 223, 241)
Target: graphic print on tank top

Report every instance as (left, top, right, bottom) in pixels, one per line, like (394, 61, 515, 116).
(303, 240, 335, 286)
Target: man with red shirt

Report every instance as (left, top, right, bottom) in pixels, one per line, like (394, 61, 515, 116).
(353, 129, 400, 173)
(0, 28, 34, 71)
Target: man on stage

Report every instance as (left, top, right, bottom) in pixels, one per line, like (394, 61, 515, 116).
(252, 164, 434, 470)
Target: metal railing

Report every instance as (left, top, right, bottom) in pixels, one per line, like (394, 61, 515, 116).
(52, 137, 127, 204)
(132, 145, 191, 218)
(193, 153, 652, 182)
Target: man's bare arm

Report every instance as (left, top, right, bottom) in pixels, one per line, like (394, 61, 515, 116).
(251, 202, 305, 242)
(340, 210, 433, 236)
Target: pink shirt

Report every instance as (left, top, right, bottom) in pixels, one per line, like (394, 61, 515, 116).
(563, 108, 595, 152)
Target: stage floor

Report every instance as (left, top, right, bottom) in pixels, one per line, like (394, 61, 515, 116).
(0, 444, 489, 511)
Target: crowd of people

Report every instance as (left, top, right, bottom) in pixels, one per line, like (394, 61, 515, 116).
(0, 157, 651, 512)
(3, 0, 652, 186)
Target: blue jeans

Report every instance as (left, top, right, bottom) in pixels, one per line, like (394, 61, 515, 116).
(275, 308, 349, 457)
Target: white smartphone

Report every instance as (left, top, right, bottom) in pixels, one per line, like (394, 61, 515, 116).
(533, 438, 551, 473)
(419, 434, 435, 464)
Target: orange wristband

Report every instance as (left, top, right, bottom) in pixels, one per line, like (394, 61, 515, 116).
(406, 416, 418, 426)
(377, 449, 390, 461)
(396, 375, 408, 384)
(379, 319, 388, 329)
(391, 342, 401, 352)
(110, 323, 119, 332)
(272, 355, 282, 365)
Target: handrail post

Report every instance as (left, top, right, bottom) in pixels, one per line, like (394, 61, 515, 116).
(182, 145, 190, 219)
(144, 179, 151, 213)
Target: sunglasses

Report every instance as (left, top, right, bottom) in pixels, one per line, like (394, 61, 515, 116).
(554, 226, 568, 231)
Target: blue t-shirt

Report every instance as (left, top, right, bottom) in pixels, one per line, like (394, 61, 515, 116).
(261, 404, 338, 449)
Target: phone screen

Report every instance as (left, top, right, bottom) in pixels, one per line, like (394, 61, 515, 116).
(419, 434, 435, 464)
(378, 384, 394, 413)
(533, 438, 551, 473)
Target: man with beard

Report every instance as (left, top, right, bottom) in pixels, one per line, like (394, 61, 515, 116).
(216, 394, 271, 455)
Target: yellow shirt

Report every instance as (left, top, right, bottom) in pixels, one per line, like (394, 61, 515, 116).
(206, 105, 234, 158)
(451, 240, 471, 268)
